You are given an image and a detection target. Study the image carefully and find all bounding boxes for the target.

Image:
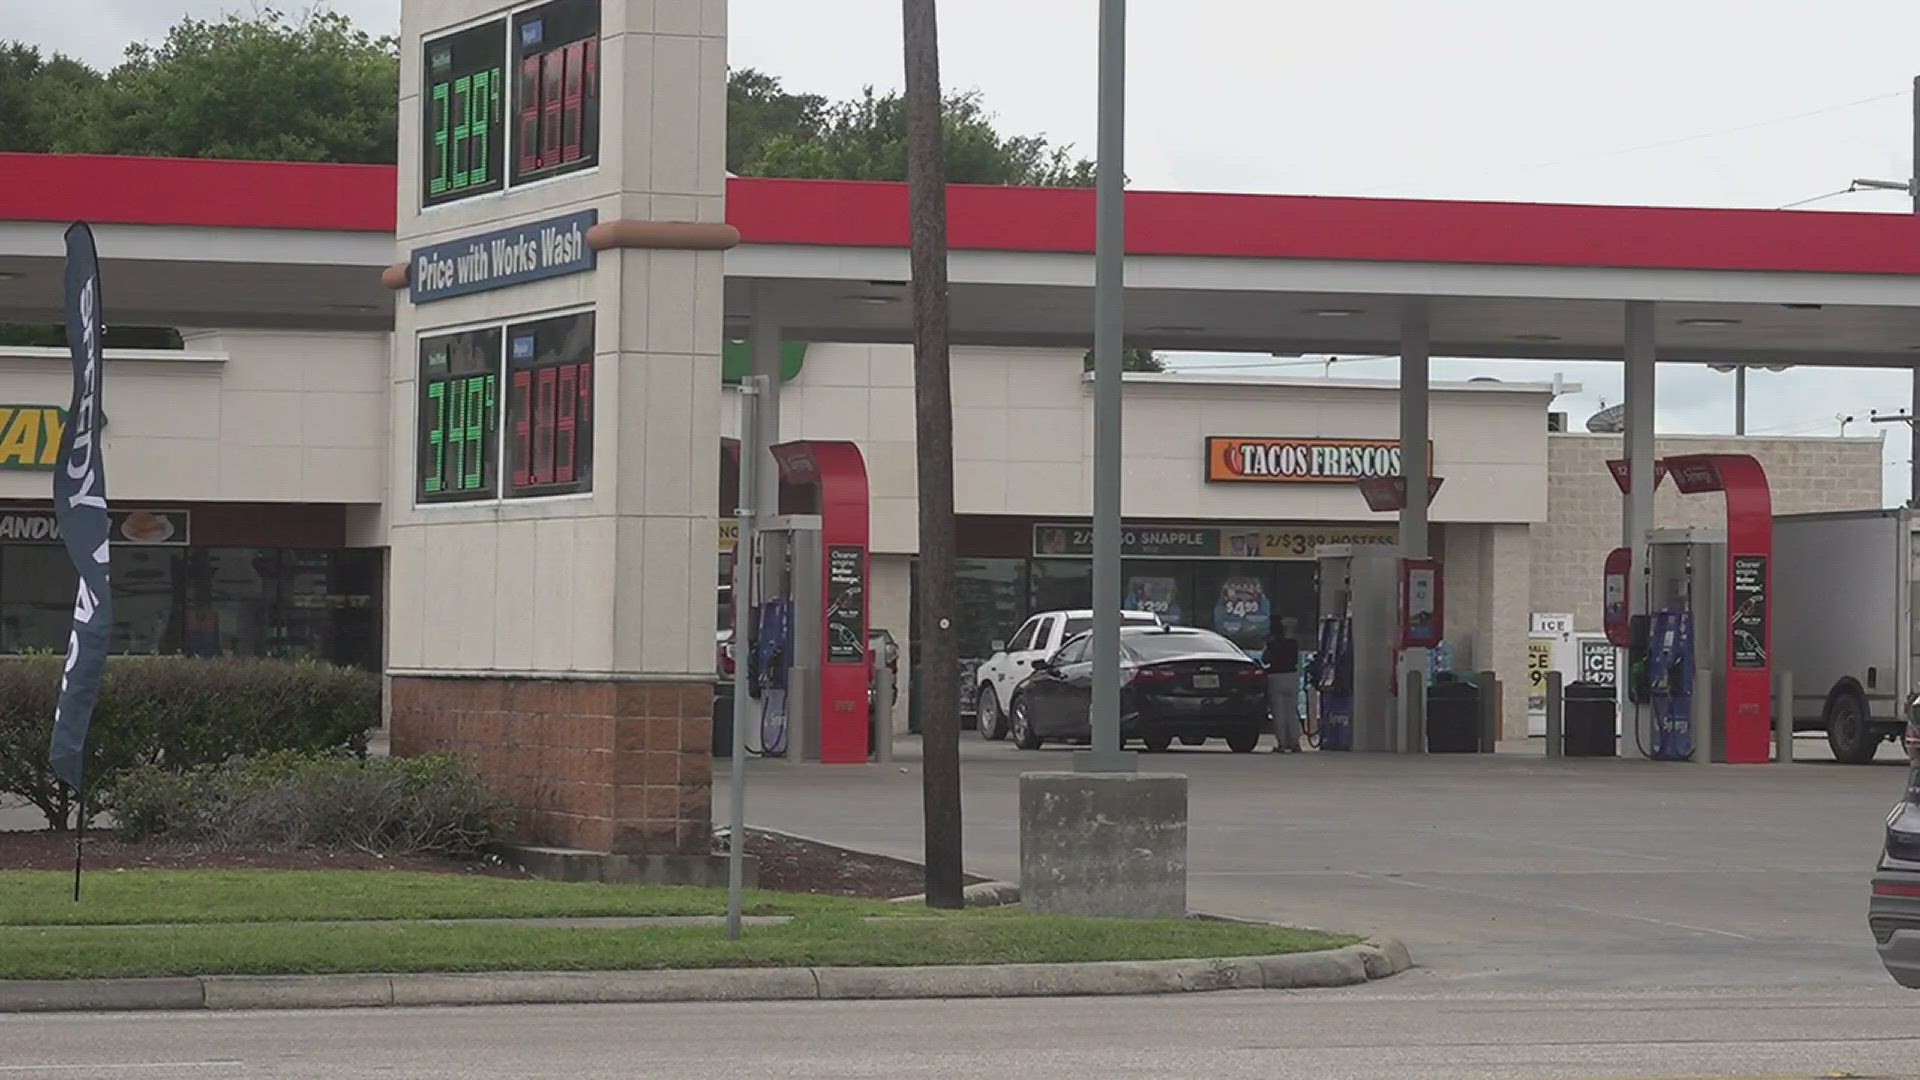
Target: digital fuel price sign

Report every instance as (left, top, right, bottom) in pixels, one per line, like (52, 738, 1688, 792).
(417, 327, 502, 503)
(505, 311, 594, 498)
(511, 0, 601, 186)
(422, 18, 507, 208)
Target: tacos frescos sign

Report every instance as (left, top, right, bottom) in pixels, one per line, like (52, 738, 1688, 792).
(1205, 436, 1433, 484)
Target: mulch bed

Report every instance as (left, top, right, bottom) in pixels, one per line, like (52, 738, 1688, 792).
(0, 827, 965, 900)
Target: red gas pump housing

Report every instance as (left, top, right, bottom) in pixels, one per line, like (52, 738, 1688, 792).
(1662, 453, 1773, 765)
(770, 440, 872, 764)
(1603, 547, 1632, 647)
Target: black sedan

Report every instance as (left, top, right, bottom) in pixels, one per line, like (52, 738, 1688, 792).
(1871, 695, 1920, 988)
(1007, 625, 1269, 753)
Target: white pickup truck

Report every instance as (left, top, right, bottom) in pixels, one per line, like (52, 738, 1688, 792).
(972, 608, 1164, 739)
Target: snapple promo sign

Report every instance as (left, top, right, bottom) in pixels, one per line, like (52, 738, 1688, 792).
(1205, 437, 1432, 484)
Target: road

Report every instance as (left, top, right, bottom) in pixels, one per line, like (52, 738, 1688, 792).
(5, 985, 1919, 1079)
(723, 736, 1912, 992)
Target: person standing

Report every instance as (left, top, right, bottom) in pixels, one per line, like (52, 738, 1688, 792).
(1262, 618, 1304, 753)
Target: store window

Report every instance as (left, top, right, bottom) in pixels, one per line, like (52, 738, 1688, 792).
(0, 547, 382, 670)
(956, 557, 1028, 659)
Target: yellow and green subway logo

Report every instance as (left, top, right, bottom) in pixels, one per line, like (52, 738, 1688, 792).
(0, 406, 69, 471)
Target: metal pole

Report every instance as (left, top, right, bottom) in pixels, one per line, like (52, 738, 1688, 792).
(1399, 305, 1430, 560)
(1624, 302, 1657, 759)
(727, 376, 765, 941)
(1774, 668, 1794, 764)
(1910, 74, 1918, 506)
(1079, 0, 1133, 773)
(1734, 365, 1746, 436)
(1544, 670, 1563, 758)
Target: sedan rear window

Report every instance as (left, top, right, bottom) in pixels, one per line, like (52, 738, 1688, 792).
(1122, 628, 1246, 662)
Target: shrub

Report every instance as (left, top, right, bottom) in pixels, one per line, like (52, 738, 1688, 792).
(0, 656, 379, 829)
(106, 751, 506, 857)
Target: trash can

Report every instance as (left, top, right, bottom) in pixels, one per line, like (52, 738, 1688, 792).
(712, 681, 735, 758)
(1425, 677, 1481, 753)
(1564, 681, 1618, 757)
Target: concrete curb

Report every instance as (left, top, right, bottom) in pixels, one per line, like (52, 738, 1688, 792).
(0, 939, 1410, 1013)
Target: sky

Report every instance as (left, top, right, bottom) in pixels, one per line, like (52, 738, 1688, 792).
(13, 0, 1920, 501)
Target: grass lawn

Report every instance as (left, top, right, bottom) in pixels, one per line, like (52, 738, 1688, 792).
(0, 870, 877, 926)
(0, 870, 1353, 982)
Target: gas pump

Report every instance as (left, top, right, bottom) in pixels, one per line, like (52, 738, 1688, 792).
(1316, 614, 1355, 751)
(1645, 607, 1695, 760)
(1635, 528, 1733, 762)
(747, 596, 794, 756)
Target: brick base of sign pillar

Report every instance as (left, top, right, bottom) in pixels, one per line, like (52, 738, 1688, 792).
(390, 676, 728, 877)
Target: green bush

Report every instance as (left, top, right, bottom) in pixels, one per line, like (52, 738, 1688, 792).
(106, 752, 506, 857)
(0, 656, 379, 829)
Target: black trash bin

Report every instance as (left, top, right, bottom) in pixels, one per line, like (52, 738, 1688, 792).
(1564, 681, 1618, 757)
(712, 681, 735, 758)
(1425, 677, 1481, 753)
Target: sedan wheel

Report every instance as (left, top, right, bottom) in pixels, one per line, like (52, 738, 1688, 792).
(976, 686, 1006, 741)
(1010, 697, 1043, 750)
(1226, 730, 1261, 754)
(1178, 735, 1207, 747)
(1143, 735, 1173, 753)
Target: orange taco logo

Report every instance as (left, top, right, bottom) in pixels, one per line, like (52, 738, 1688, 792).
(1207, 436, 1417, 484)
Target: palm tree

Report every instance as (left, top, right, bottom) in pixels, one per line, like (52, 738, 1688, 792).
(901, 0, 964, 909)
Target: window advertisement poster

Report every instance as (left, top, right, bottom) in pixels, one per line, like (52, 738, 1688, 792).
(1212, 576, 1271, 643)
(1526, 636, 1555, 735)
(1576, 633, 1617, 688)
(1124, 575, 1182, 624)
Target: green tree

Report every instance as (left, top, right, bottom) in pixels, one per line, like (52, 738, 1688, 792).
(1083, 348, 1165, 373)
(731, 77, 1095, 187)
(0, 43, 100, 153)
(57, 9, 399, 163)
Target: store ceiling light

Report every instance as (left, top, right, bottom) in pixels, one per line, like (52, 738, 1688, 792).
(1511, 332, 1562, 342)
(0, 271, 20, 282)
(1309, 308, 1361, 318)
(1678, 317, 1742, 327)
(845, 294, 897, 305)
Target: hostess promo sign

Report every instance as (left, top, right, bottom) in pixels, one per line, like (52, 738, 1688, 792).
(409, 209, 597, 303)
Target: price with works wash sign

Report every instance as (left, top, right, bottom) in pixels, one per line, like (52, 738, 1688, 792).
(422, 18, 506, 207)
(417, 328, 502, 502)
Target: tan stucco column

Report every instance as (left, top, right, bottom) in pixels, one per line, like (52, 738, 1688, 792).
(384, 0, 731, 863)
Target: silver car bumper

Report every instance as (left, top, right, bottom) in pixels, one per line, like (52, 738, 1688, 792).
(1870, 872, 1920, 989)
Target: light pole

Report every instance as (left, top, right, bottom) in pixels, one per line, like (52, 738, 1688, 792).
(1849, 74, 1920, 504)
(1707, 362, 1791, 435)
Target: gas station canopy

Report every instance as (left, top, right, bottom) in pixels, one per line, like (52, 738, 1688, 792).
(4, 151, 1920, 368)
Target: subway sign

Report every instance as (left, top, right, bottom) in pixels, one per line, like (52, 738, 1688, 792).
(1205, 436, 1432, 484)
(0, 406, 68, 471)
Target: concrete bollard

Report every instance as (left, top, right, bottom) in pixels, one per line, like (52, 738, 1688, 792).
(1473, 670, 1499, 752)
(1019, 772, 1188, 919)
(1774, 669, 1793, 764)
(1690, 669, 1714, 764)
(1544, 670, 1564, 758)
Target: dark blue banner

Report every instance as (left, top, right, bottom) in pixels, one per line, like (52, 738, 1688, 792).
(408, 209, 597, 303)
(48, 221, 112, 795)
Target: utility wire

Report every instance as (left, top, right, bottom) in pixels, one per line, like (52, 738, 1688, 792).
(1778, 185, 1863, 209)
(1517, 89, 1908, 171)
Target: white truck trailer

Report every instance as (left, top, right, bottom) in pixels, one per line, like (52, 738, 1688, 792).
(1774, 509, 1915, 763)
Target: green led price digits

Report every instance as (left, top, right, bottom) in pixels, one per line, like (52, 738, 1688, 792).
(422, 373, 495, 496)
(430, 70, 500, 197)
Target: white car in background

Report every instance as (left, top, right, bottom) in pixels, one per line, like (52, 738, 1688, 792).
(973, 608, 1164, 740)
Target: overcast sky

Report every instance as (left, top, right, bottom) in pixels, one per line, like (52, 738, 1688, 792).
(15, 0, 1920, 501)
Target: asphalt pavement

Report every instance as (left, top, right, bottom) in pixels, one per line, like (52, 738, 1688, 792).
(723, 734, 1914, 993)
(5, 985, 1919, 1079)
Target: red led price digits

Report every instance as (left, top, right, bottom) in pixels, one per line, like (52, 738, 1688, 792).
(555, 362, 584, 483)
(510, 369, 533, 488)
(516, 55, 542, 177)
(518, 37, 595, 176)
(533, 366, 558, 484)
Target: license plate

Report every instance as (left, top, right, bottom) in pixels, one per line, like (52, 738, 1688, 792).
(1191, 674, 1219, 689)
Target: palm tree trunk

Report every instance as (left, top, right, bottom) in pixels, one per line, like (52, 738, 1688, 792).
(901, 0, 964, 909)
